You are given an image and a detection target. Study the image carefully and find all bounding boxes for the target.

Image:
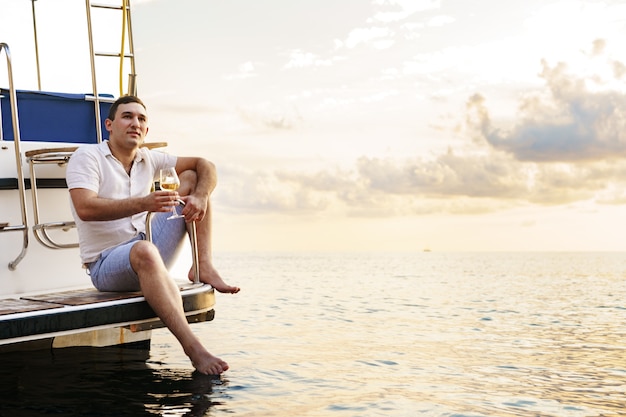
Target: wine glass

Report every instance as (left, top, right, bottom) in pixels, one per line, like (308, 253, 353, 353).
(159, 167, 184, 220)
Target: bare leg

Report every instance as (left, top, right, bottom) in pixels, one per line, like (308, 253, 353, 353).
(130, 241, 229, 374)
(178, 170, 240, 294)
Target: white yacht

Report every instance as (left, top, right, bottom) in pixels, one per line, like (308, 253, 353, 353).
(0, 0, 216, 352)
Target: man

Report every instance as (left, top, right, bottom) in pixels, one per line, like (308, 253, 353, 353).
(66, 95, 239, 375)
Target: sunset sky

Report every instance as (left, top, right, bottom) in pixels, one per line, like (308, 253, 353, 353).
(3, 0, 626, 252)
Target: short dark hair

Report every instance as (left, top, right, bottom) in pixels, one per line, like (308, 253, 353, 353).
(107, 95, 146, 121)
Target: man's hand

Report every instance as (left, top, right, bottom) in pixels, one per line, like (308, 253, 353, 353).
(148, 190, 181, 213)
(179, 194, 208, 222)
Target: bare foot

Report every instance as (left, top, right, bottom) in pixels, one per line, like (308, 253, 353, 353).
(189, 262, 240, 294)
(188, 348, 230, 375)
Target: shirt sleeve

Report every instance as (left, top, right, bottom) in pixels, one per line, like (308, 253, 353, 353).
(147, 149, 177, 180)
(66, 146, 101, 193)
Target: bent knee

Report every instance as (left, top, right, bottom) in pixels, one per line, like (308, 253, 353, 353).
(130, 241, 162, 268)
(178, 170, 197, 195)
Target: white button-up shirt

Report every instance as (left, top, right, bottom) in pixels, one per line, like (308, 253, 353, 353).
(66, 141, 177, 264)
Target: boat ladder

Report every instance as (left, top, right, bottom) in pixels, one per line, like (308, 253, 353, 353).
(86, 0, 138, 140)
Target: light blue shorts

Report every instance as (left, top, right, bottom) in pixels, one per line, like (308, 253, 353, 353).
(87, 208, 187, 291)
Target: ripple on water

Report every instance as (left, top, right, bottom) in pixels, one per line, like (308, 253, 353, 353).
(3, 252, 626, 416)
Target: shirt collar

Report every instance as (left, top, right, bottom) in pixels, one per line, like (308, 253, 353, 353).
(100, 140, 145, 163)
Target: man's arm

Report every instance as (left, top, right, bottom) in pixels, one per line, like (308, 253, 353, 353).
(175, 157, 217, 222)
(176, 157, 217, 196)
(69, 188, 174, 221)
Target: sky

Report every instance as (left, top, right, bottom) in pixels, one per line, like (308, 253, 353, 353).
(3, 0, 626, 252)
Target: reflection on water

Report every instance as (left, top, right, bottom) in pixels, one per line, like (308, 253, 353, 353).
(0, 346, 226, 416)
(206, 252, 626, 417)
(1, 252, 626, 416)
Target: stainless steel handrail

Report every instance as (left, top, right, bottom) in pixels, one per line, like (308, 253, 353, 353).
(85, 0, 103, 144)
(26, 150, 79, 249)
(0, 43, 30, 270)
(30, 0, 41, 90)
(145, 201, 201, 285)
(124, 0, 137, 96)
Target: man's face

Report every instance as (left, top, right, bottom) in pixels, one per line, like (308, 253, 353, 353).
(106, 102, 149, 148)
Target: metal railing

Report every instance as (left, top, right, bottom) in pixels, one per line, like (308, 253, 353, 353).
(146, 201, 201, 285)
(0, 43, 29, 270)
(26, 147, 79, 249)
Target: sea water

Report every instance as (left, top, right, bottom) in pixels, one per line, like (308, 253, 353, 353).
(0, 252, 625, 416)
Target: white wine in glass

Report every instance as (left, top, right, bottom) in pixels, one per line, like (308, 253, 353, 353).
(160, 167, 184, 219)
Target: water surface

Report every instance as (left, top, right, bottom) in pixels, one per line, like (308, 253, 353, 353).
(1, 252, 625, 416)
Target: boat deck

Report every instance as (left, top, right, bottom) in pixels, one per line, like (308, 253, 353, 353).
(0, 288, 142, 315)
(0, 284, 215, 348)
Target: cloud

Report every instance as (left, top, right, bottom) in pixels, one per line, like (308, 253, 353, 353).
(590, 38, 606, 56)
(223, 61, 258, 80)
(236, 102, 302, 131)
(355, 151, 527, 199)
(427, 15, 455, 27)
(370, 0, 440, 23)
(333, 1, 446, 55)
(216, 166, 331, 214)
(468, 55, 626, 162)
(283, 50, 333, 69)
(216, 148, 626, 217)
(212, 38, 626, 219)
(612, 60, 626, 79)
(350, 152, 623, 208)
(342, 27, 393, 49)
